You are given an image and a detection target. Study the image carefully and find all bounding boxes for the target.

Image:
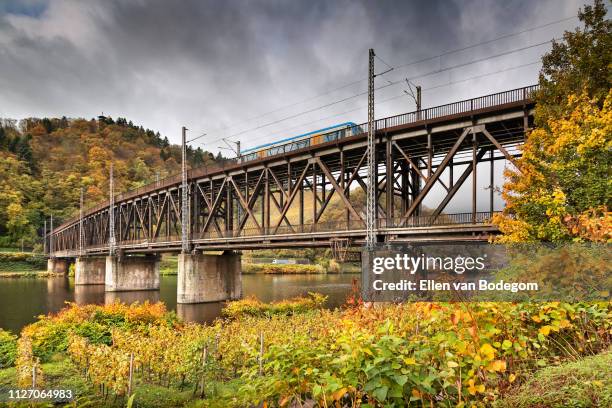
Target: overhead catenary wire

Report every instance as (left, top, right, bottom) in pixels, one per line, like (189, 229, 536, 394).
(200, 37, 553, 150)
(201, 14, 577, 137)
(239, 60, 541, 149)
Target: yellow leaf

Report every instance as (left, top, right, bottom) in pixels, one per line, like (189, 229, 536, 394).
(467, 379, 485, 395)
(486, 359, 507, 372)
(558, 319, 571, 329)
(509, 373, 516, 383)
(332, 387, 348, 401)
(447, 361, 459, 368)
(539, 326, 552, 336)
(480, 343, 496, 360)
(404, 357, 417, 365)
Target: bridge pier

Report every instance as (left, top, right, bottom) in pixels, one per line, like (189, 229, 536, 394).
(47, 257, 72, 274)
(177, 251, 242, 304)
(75, 257, 106, 285)
(105, 254, 160, 292)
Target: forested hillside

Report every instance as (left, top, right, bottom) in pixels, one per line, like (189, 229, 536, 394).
(0, 116, 220, 248)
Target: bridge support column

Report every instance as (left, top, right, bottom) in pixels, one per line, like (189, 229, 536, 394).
(105, 254, 160, 292)
(177, 251, 242, 304)
(75, 257, 106, 285)
(47, 257, 72, 274)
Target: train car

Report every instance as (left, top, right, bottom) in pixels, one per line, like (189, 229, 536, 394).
(240, 122, 363, 162)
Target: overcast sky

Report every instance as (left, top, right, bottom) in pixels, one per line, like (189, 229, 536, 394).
(0, 0, 588, 153)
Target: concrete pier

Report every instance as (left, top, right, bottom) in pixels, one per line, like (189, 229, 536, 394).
(105, 254, 160, 292)
(47, 257, 72, 274)
(177, 251, 242, 304)
(75, 257, 106, 285)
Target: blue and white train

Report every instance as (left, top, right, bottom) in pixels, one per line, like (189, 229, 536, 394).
(240, 122, 363, 162)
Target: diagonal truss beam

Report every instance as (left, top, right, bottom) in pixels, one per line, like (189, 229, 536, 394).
(400, 127, 471, 225)
(201, 179, 227, 234)
(431, 147, 488, 218)
(315, 157, 363, 222)
(272, 163, 311, 234)
(480, 127, 518, 168)
(229, 177, 262, 233)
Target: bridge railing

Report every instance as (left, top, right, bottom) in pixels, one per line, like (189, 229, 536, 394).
(61, 211, 500, 252)
(378, 211, 500, 228)
(196, 211, 500, 240)
(243, 84, 539, 160)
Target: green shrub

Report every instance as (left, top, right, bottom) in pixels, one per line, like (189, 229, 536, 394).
(0, 252, 46, 271)
(0, 329, 18, 368)
(222, 293, 327, 318)
(242, 263, 323, 274)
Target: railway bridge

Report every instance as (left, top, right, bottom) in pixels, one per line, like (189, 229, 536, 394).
(46, 85, 537, 303)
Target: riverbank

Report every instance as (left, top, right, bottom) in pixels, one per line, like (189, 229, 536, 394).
(160, 254, 358, 275)
(0, 271, 58, 278)
(0, 299, 608, 407)
(0, 252, 46, 273)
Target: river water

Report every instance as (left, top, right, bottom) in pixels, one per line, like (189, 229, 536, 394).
(0, 274, 359, 334)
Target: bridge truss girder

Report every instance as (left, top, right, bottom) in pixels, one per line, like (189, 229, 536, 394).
(49, 102, 533, 255)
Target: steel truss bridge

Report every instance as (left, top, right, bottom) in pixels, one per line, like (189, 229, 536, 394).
(48, 85, 537, 257)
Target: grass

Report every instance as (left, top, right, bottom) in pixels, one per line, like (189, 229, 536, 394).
(160, 254, 178, 275)
(495, 350, 612, 408)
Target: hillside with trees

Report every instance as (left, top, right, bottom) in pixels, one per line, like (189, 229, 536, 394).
(0, 116, 220, 248)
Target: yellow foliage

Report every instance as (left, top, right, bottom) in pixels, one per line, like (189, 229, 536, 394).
(496, 90, 612, 242)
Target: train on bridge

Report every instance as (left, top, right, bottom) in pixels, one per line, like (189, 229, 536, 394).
(240, 122, 364, 162)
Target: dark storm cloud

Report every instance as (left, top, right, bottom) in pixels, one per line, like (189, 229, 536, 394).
(0, 0, 586, 149)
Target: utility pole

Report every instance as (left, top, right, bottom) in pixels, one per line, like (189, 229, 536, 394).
(109, 163, 116, 255)
(79, 187, 84, 256)
(43, 219, 47, 255)
(366, 48, 376, 250)
(404, 80, 422, 120)
(219, 138, 241, 158)
(416, 85, 422, 120)
(181, 126, 189, 253)
(50, 215, 53, 256)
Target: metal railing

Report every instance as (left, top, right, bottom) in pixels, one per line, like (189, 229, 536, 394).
(55, 85, 537, 231)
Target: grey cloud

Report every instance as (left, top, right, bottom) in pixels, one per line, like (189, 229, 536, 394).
(0, 0, 586, 148)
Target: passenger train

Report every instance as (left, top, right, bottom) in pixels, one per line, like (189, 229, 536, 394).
(240, 122, 363, 162)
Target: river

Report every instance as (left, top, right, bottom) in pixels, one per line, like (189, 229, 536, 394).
(0, 274, 360, 334)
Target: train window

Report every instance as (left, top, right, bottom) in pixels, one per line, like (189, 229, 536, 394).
(323, 131, 340, 143)
(242, 153, 257, 162)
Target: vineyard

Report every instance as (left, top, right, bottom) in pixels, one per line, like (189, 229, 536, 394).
(2, 298, 609, 407)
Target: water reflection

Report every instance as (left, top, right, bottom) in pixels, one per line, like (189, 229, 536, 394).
(0, 274, 359, 334)
(176, 302, 224, 325)
(105, 290, 160, 305)
(74, 284, 105, 305)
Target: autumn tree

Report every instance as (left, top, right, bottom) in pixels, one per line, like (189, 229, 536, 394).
(495, 0, 611, 242)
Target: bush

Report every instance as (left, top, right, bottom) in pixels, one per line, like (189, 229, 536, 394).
(0, 252, 46, 271)
(222, 293, 327, 318)
(19, 302, 178, 362)
(0, 329, 18, 368)
(242, 263, 324, 274)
